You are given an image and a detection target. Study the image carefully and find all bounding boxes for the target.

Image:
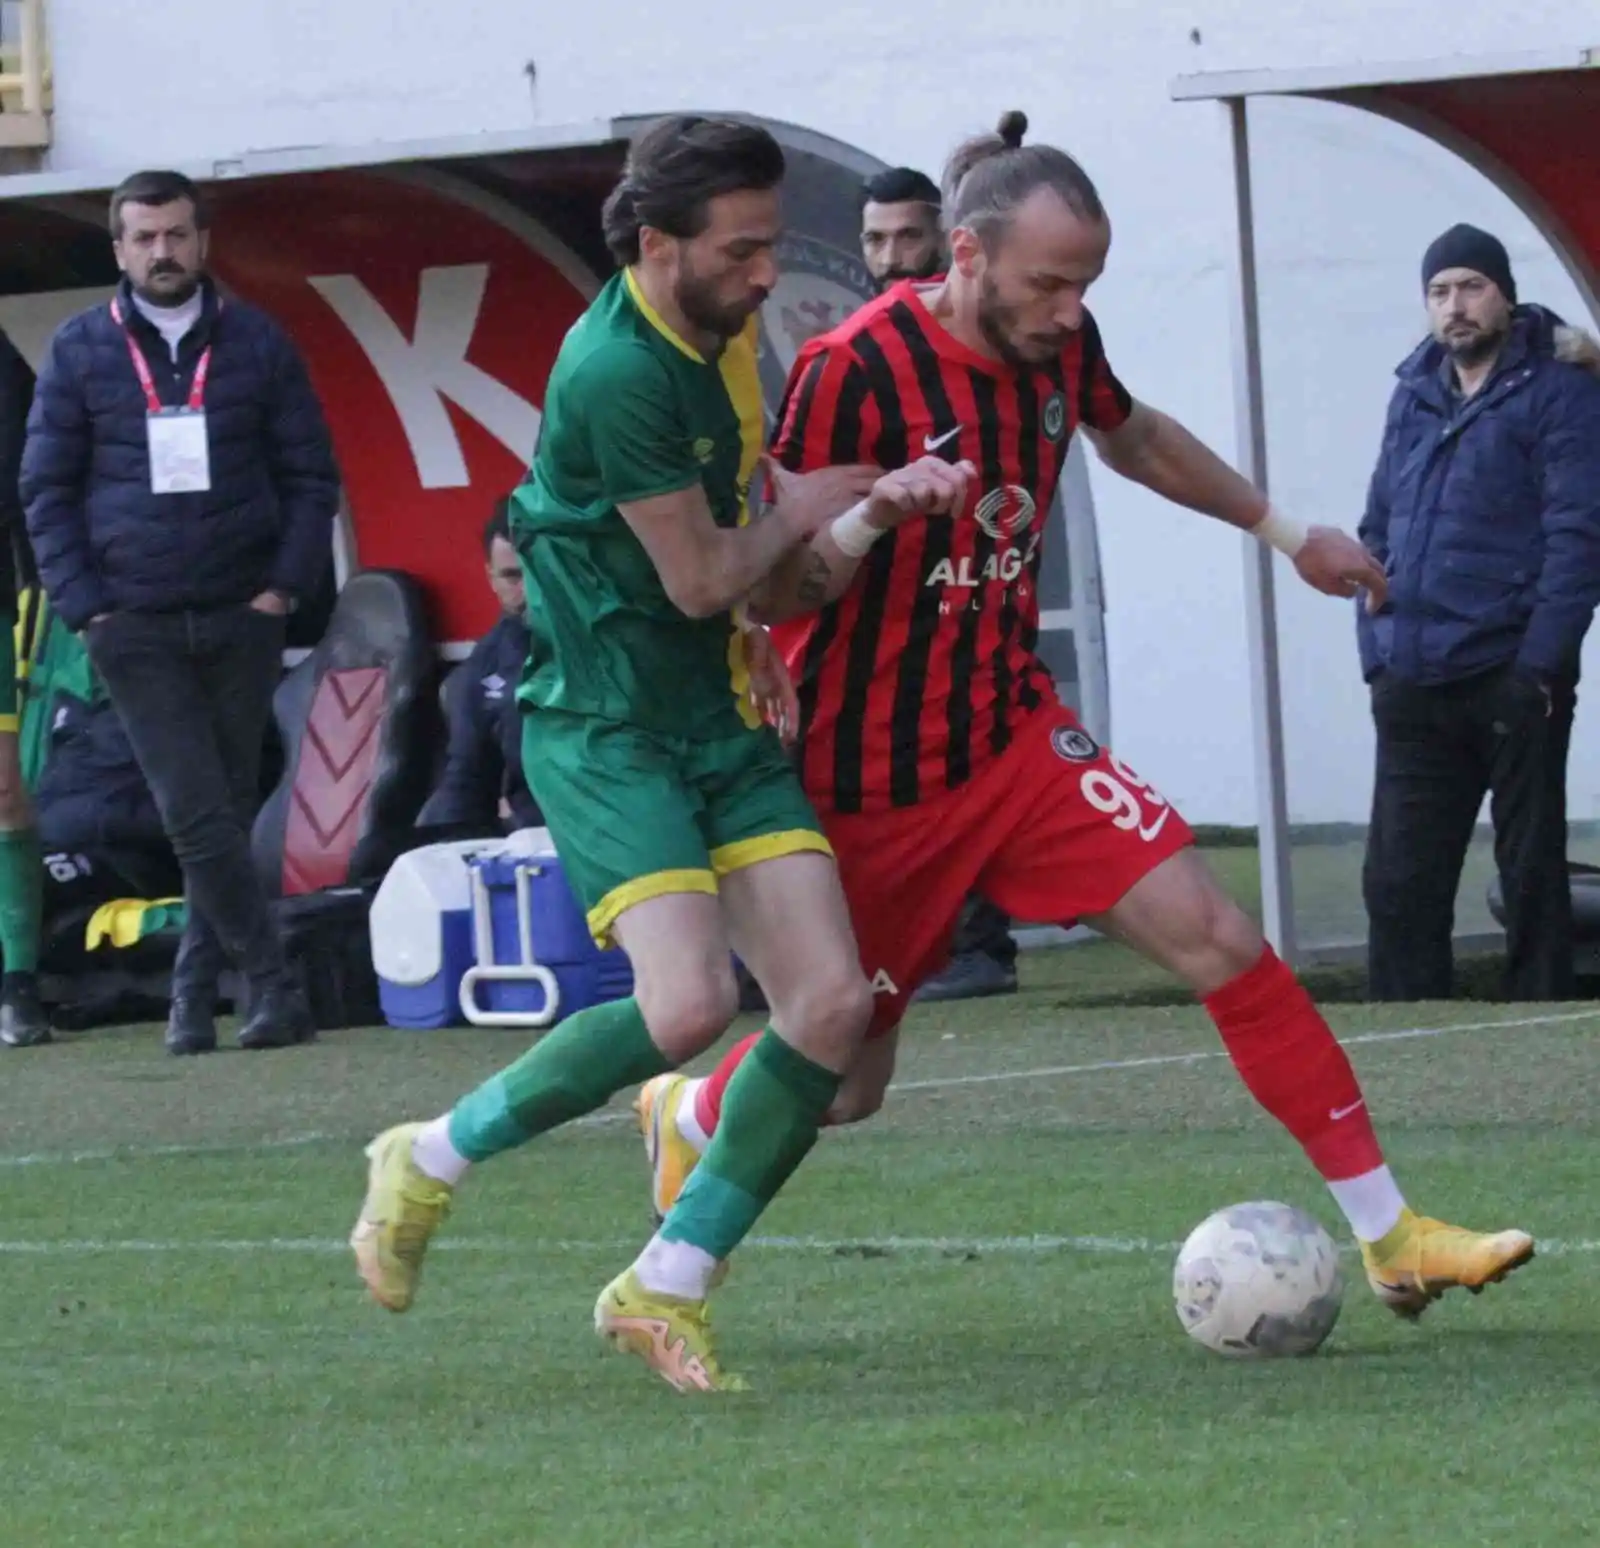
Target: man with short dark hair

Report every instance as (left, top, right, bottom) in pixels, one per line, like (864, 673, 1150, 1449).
(860, 167, 945, 288)
(22, 168, 340, 1055)
(415, 498, 540, 832)
(1359, 223, 1600, 1001)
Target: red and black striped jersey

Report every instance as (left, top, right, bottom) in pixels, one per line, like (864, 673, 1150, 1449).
(768, 280, 1133, 814)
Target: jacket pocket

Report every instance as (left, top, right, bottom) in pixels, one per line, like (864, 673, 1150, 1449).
(1428, 552, 1536, 625)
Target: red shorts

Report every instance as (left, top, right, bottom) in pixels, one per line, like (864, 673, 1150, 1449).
(821, 707, 1194, 1036)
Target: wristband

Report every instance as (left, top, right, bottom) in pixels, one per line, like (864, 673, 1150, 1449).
(829, 500, 883, 559)
(1251, 508, 1308, 558)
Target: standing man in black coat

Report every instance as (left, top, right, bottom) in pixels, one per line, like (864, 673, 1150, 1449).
(22, 170, 341, 1054)
(0, 326, 48, 1046)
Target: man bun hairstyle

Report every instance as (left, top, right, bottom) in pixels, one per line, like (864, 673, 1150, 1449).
(602, 114, 786, 266)
(942, 109, 1104, 245)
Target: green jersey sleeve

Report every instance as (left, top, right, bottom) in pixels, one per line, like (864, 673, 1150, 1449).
(575, 342, 702, 505)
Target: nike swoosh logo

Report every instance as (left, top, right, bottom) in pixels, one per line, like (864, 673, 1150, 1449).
(1329, 1099, 1366, 1121)
(923, 425, 961, 452)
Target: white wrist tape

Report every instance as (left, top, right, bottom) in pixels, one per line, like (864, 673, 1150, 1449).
(1252, 508, 1308, 558)
(829, 500, 883, 559)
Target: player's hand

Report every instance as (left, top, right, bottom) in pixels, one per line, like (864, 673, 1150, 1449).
(866, 456, 978, 528)
(1293, 526, 1389, 614)
(760, 455, 881, 541)
(742, 622, 799, 746)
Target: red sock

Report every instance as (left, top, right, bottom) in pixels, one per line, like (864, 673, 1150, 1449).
(694, 1031, 762, 1135)
(1203, 948, 1385, 1182)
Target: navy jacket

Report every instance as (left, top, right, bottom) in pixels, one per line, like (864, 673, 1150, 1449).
(1357, 305, 1600, 685)
(417, 613, 541, 831)
(20, 276, 340, 631)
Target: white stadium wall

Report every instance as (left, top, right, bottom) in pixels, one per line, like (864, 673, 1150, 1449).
(20, 0, 1600, 826)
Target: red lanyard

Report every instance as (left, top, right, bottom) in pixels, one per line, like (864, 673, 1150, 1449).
(110, 295, 214, 414)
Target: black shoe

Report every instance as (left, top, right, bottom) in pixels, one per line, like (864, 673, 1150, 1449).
(236, 983, 317, 1051)
(911, 951, 1020, 1005)
(165, 995, 218, 1056)
(0, 972, 52, 1047)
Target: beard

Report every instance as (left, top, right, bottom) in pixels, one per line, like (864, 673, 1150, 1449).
(676, 264, 768, 342)
(873, 252, 945, 293)
(976, 275, 1070, 369)
(138, 263, 201, 307)
(1440, 318, 1507, 367)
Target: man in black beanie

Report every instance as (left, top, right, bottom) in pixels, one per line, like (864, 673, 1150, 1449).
(1358, 223, 1600, 1000)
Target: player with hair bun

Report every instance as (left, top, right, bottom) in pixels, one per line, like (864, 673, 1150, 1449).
(637, 111, 1536, 1343)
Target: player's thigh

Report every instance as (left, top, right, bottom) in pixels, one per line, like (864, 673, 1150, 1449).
(717, 849, 871, 1072)
(610, 892, 738, 1062)
(1089, 847, 1264, 996)
(825, 805, 977, 1041)
(522, 711, 735, 1055)
(976, 716, 1198, 938)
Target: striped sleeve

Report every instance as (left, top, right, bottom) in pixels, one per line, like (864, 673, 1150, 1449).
(1076, 310, 1134, 432)
(770, 341, 876, 472)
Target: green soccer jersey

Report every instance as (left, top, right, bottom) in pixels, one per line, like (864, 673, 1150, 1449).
(510, 268, 766, 738)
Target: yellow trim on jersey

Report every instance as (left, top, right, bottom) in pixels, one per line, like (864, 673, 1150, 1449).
(0, 713, 16, 735)
(586, 866, 718, 948)
(717, 318, 766, 517)
(623, 267, 704, 362)
(710, 828, 835, 878)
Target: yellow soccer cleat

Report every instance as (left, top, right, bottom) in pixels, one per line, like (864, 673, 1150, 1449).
(1360, 1208, 1535, 1320)
(634, 1073, 702, 1223)
(349, 1122, 454, 1313)
(594, 1268, 747, 1392)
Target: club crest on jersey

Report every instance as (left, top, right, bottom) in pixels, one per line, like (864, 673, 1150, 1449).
(1043, 392, 1068, 443)
(972, 484, 1037, 541)
(1051, 725, 1100, 763)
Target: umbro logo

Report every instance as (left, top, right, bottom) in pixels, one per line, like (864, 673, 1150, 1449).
(923, 425, 961, 453)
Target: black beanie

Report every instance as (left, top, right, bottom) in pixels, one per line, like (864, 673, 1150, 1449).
(1421, 223, 1516, 304)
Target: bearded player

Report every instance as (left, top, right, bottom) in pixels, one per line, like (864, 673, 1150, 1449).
(636, 112, 1535, 1322)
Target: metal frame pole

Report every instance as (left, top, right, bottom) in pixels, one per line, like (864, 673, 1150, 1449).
(1223, 97, 1297, 963)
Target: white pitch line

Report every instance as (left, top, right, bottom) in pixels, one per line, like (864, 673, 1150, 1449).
(0, 1234, 1594, 1258)
(1, 1006, 1593, 1169)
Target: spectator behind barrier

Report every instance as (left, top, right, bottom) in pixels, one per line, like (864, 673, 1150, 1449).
(1358, 224, 1600, 1002)
(21, 168, 340, 1056)
(415, 497, 542, 834)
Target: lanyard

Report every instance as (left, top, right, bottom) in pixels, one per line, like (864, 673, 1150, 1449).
(109, 294, 214, 414)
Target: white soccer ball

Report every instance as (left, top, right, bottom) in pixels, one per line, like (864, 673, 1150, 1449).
(1172, 1200, 1345, 1358)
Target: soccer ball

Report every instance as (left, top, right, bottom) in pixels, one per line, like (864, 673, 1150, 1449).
(1172, 1200, 1344, 1358)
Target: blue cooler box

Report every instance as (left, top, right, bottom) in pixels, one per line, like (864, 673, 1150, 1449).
(371, 834, 632, 1030)
(463, 853, 634, 1025)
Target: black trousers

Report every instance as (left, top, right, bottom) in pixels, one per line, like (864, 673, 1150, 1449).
(84, 606, 287, 1001)
(1363, 665, 1576, 1002)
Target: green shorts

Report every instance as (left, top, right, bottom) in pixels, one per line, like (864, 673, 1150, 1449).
(0, 612, 16, 731)
(522, 710, 831, 946)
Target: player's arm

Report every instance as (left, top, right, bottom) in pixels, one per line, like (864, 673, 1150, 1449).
(581, 344, 874, 619)
(748, 344, 974, 624)
(747, 458, 976, 625)
(1068, 311, 1384, 608)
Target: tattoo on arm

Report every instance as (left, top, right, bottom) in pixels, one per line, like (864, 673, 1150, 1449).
(794, 548, 832, 610)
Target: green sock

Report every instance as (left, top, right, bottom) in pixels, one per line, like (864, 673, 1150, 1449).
(659, 1029, 841, 1260)
(0, 827, 41, 975)
(447, 996, 672, 1162)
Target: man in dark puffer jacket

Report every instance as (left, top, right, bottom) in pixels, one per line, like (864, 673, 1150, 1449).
(22, 169, 340, 1054)
(1359, 225, 1600, 1002)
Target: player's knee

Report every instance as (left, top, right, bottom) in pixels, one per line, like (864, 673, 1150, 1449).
(635, 965, 740, 1064)
(781, 964, 873, 1066)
